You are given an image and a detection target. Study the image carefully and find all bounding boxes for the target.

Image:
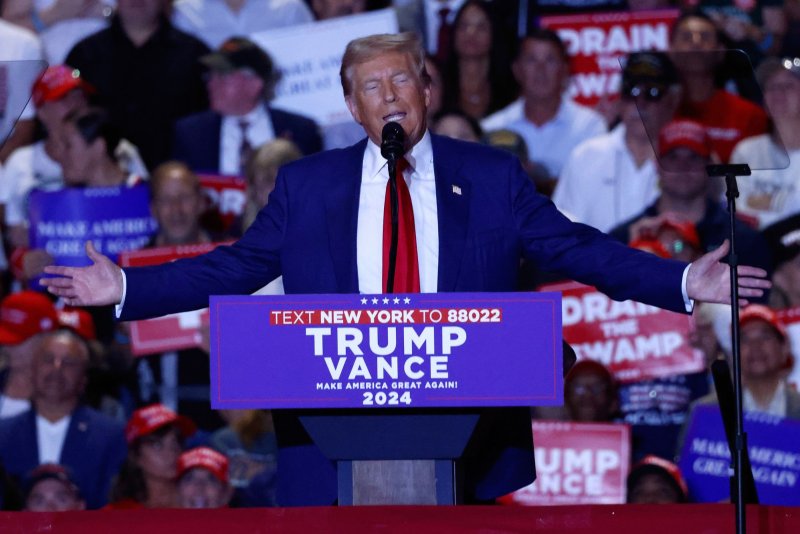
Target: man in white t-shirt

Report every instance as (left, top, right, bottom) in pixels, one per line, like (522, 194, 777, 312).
(553, 52, 681, 232)
(0, 328, 126, 509)
(481, 28, 606, 187)
(171, 0, 313, 49)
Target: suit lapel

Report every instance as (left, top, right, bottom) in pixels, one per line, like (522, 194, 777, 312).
(325, 140, 367, 293)
(59, 406, 88, 466)
(432, 135, 470, 292)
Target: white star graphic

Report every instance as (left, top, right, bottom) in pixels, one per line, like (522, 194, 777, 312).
(393, 297, 400, 304)
(382, 297, 389, 304)
(403, 297, 411, 304)
(360, 298, 367, 304)
(371, 297, 378, 304)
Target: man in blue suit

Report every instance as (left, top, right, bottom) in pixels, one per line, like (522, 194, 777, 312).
(43, 33, 769, 505)
(0, 329, 126, 509)
(172, 36, 322, 175)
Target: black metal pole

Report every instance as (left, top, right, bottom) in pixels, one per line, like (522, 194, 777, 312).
(724, 173, 747, 534)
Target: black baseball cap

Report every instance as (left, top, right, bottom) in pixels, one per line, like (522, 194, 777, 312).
(201, 37, 275, 82)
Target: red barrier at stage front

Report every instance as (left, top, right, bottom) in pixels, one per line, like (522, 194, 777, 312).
(0, 504, 797, 534)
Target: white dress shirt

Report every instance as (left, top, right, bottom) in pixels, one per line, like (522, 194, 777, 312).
(220, 105, 275, 176)
(357, 131, 438, 294)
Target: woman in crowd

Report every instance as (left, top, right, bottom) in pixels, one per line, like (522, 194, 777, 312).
(107, 404, 195, 509)
(441, 0, 516, 120)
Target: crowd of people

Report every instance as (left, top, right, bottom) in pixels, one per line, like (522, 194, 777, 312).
(0, 0, 798, 511)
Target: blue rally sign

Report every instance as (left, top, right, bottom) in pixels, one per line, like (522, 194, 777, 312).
(678, 404, 800, 505)
(210, 292, 563, 409)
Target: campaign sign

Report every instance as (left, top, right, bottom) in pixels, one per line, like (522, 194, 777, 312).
(119, 243, 229, 356)
(28, 185, 157, 266)
(198, 174, 247, 233)
(542, 281, 704, 383)
(251, 9, 398, 128)
(210, 292, 562, 409)
(678, 404, 800, 505)
(540, 10, 679, 107)
(499, 421, 631, 506)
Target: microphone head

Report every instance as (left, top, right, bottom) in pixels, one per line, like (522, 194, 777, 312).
(381, 121, 405, 162)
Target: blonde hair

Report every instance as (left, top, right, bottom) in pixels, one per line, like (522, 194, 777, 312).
(339, 32, 430, 96)
(242, 139, 302, 230)
(245, 139, 302, 184)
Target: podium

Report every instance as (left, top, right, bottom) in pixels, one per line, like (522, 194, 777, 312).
(210, 292, 562, 505)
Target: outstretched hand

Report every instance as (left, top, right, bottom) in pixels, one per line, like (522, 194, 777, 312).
(686, 240, 771, 306)
(41, 242, 124, 307)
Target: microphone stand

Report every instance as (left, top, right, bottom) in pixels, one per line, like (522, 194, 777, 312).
(706, 163, 755, 534)
(385, 157, 400, 293)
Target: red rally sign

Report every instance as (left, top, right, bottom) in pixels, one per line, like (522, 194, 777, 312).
(119, 242, 230, 356)
(542, 280, 704, 382)
(540, 10, 679, 107)
(499, 421, 631, 505)
(198, 174, 247, 232)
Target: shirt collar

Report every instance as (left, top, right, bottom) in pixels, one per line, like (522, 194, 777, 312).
(363, 129, 434, 182)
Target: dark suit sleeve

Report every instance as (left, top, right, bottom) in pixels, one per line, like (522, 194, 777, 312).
(507, 160, 688, 313)
(121, 164, 290, 320)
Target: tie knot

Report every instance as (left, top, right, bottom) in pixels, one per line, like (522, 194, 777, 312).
(438, 7, 450, 20)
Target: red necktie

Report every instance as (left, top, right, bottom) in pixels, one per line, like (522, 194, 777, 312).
(435, 7, 452, 65)
(382, 158, 420, 293)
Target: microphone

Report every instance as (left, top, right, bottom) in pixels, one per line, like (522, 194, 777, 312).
(381, 122, 405, 163)
(381, 122, 404, 293)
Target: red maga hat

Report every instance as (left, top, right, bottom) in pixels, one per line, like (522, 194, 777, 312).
(0, 291, 58, 346)
(177, 447, 229, 485)
(125, 404, 196, 444)
(31, 65, 93, 107)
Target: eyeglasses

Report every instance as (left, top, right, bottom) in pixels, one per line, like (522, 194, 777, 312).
(622, 84, 667, 102)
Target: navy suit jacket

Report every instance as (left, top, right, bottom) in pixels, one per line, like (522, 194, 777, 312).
(0, 405, 127, 509)
(172, 105, 323, 173)
(121, 134, 687, 504)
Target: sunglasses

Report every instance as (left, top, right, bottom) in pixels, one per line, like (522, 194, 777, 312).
(622, 84, 667, 102)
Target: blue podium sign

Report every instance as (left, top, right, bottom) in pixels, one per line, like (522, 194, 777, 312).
(210, 292, 562, 409)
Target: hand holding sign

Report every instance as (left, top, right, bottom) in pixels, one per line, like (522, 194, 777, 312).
(687, 240, 770, 306)
(42, 241, 124, 307)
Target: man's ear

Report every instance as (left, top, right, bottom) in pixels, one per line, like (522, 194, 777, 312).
(345, 96, 362, 125)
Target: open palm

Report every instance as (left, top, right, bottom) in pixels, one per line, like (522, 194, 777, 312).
(42, 242, 124, 307)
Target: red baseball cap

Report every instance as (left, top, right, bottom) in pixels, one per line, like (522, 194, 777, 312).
(739, 304, 787, 340)
(177, 447, 229, 485)
(31, 65, 93, 107)
(0, 291, 58, 346)
(57, 307, 97, 341)
(659, 218, 701, 250)
(658, 120, 712, 158)
(125, 404, 196, 444)
(630, 455, 689, 500)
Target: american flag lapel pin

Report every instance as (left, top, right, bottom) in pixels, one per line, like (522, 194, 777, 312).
(452, 185, 462, 196)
